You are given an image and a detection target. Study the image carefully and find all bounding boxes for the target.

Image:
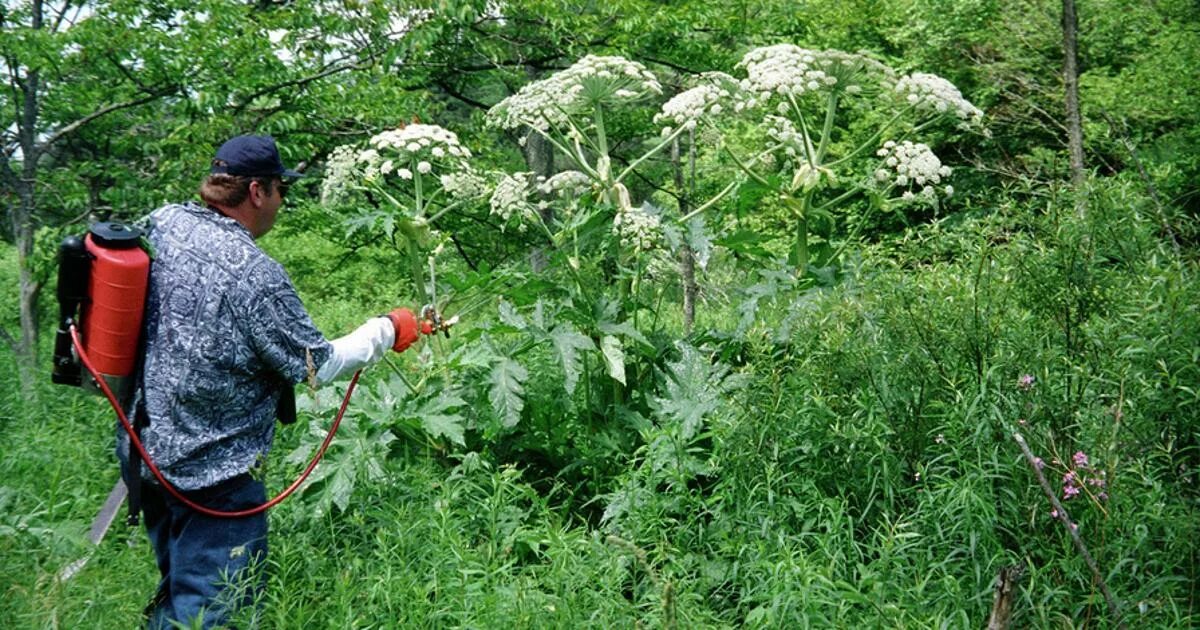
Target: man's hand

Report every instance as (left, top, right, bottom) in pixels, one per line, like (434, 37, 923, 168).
(386, 308, 433, 352)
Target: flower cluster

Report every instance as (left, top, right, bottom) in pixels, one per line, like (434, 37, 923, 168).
(613, 202, 662, 251)
(764, 115, 808, 162)
(895, 73, 984, 128)
(439, 170, 489, 201)
(488, 55, 662, 131)
(489, 172, 536, 231)
(367, 123, 472, 170)
(320, 144, 363, 204)
(874, 140, 953, 202)
(735, 45, 895, 111)
(1059, 451, 1108, 505)
(655, 72, 739, 133)
(321, 123, 477, 207)
(537, 170, 592, 198)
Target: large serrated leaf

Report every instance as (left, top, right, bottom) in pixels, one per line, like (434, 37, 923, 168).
(600, 335, 626, 385)
(498, 299, 527, 330)
(489, 358, 528, 428)
(416, 391, 467, 445)
(653, 343, 742, 440)
(549, 324, 595, 395)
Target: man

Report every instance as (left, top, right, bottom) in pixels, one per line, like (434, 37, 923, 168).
(120, 135, 427, 628)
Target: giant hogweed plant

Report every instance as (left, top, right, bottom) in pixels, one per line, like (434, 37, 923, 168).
(658, 45, 985, 273)
(290, 48, 985, 517)
(484, 55, 710, 403)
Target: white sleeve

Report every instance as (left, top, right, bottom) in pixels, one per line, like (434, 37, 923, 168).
(315, 317, 395, 385)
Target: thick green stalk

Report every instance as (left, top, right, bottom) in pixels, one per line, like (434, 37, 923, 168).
(615, 123, 690, 185)
(826, 104, 914, 168)
(413, 157, 425, 217)
(815, 92, 840, 164)
(593, 104, 610, 166)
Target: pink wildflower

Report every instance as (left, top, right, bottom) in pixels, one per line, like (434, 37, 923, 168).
(1018, 374, 1036, 391)
(1063, 484, 1080, 499)
(1073, 451, 1089, 467)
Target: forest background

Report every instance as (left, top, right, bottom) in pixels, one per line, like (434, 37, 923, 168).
(1, 0, 1198, 627)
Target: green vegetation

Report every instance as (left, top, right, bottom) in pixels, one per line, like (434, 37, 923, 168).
(2, 1, 1198, 627)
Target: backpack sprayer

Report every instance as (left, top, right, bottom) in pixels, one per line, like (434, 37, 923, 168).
(51, 221, 361, 520)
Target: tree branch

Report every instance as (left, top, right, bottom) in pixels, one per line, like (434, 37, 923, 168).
(1012, 431, 1125, 628)
(40, 86, 178, 149)
(231, 57, 376, 113)
(433, 79, 491, 111)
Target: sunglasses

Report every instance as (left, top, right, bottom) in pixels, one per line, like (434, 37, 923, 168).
(257, 178, 290, 200)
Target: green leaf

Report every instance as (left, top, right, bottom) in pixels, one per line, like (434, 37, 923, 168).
(714, 229, 773, 258)
(416, 390, 467, 445)
(598, 320, 651, 349)
(498, 298, 527, 330)
(550, 323, 596, 395)
(600, 335, 626, 385)
(489, 358, 528, 428)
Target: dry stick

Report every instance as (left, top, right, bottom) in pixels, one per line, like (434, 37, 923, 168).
(1013, 432, 1126, 628)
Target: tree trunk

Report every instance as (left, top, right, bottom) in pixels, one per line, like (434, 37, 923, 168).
(672, 137, 697, 334)
(12, 18, 43, 395)
(1062, 0, 1086, 213)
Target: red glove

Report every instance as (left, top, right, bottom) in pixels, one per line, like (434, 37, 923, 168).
(386, 308, 434, 352)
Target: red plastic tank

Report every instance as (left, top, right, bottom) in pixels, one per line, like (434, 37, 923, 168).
(81, 222, 150, 395)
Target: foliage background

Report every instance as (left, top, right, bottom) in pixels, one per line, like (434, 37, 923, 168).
(1, 0, 1197, 627)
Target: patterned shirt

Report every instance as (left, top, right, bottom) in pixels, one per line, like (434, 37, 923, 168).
(120, 202, 332, 490)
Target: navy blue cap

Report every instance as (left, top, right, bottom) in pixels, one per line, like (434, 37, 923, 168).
(210, 135, 302, 178)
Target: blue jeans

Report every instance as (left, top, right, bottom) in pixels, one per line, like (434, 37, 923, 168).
(137, 473, 268, 629)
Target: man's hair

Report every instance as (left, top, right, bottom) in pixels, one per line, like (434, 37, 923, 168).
(199, 174, 277, 207)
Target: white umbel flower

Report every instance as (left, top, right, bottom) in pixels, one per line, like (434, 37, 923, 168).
(490, 173, 537, 230)
(537, 170, 593, 197)
(876, 140, 954, 203)
(895, 73, 983, 128)
(369, 123, 472, 163)
(487, 55, 662, 131)
(320, 145, 362, 204)
(613, 202, 663, 251)
(736, 45, 895, 111)
(440, 170, 489, 201)
(655, 72, 739, 129)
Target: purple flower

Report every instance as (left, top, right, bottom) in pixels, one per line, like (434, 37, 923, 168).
(1087, 476, 1106, 488)
(1018, 374, 1036, 391)
(1098, 492, 1108, 502)
(1050, 508, 1059, 518)
(1073, 451, 1089, 467)
(1063, 484, 1080, 499)
(1062, 471, 1076, 484)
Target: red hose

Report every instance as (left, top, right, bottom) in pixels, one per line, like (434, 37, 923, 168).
(70, 325, 359, 518)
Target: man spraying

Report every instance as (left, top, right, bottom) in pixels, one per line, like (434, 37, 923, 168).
(119, 135, 427, 628)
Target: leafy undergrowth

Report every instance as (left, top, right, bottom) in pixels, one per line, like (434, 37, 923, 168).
(2, 186, 1198, 628)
